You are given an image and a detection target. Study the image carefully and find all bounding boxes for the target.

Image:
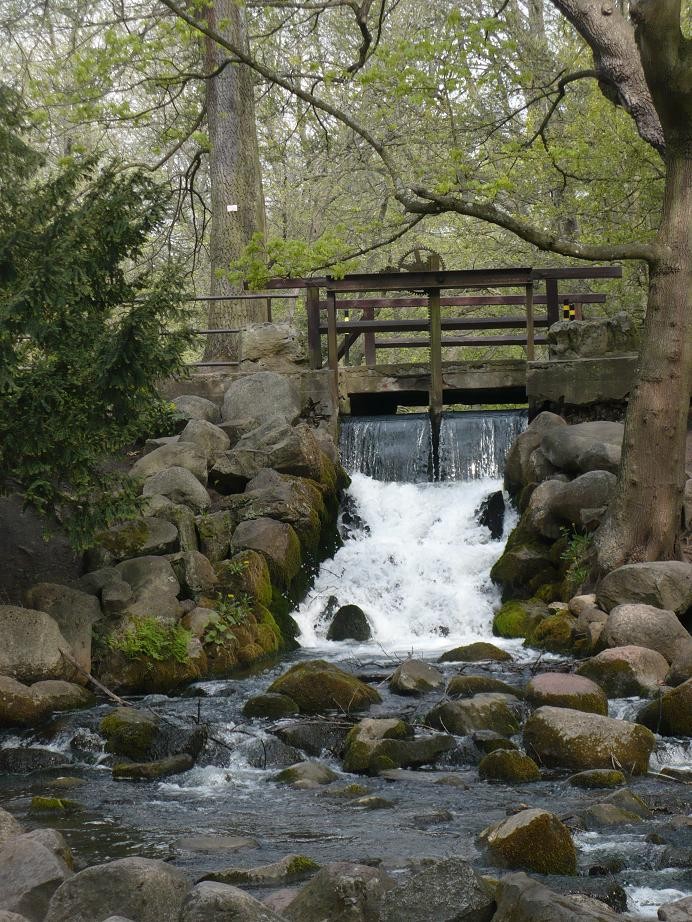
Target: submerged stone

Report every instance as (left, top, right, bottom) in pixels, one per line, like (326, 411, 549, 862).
(438, 642, 512, 663)
(267, 660, 381, 714)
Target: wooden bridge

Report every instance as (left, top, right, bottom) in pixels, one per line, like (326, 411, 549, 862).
(264, 264, 623, 414)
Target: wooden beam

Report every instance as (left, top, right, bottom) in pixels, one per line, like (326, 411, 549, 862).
(318, 293, 606, 310)
(306, 287, 322, 369)
(374, 336, 549, 348)
(318, 316, 552, 334)
(532, 267, 622, 279)
(428, 258, 443, 420)
(546, 278, 560, 326)
(326, 290, 338, 399)
(526, 283, 535, 362)
(363, 304, 376, 366)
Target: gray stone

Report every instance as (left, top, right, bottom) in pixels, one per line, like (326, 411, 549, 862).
(0, 807, 22, 848)
(597, 561, 692, 615)
(525, 672, 608, 715)
(222, 371, 301, 427)
(548, 313, 639, 360)
(179, 419, 230, 457)
(172, 394, 220, 424)
(380, 857, 494, 922)
(524, 479, 566, 540)
(504, 411, 567, 494)
(87, 517, 179, 567)
(427, 693, 521, 736)
(577, 645, 669, 697)
(480, 809, 576, 875)
(551, 470, 617, 529)
(0, 913, 34, 922)
(168, 551, 217, 597)
(603, 603, 690, 662)
(180, 881, 286, 922)
(196, 510, 235, 562)
(0, 676, 50, 725)
(201, 854, 318, 887)
(44, 857, 189, 922)
(20, 829, 73, 870)
(114, 556, 182, 622)
(238, 323, 307, 372)
(659, 895, 692, 922)
(492, 872, 620, 921)
(327, 605, 372, 642)
(23, 584, 101, 675)
(144, 499, 199, 552)
(569, 593, 598, 617)
(0, 607, 76, 684)
(30, 680, 95, 712)
(637, 678, 692, 736)
(580, 803, 641, 829)
(143, 435, 179, 454)
(0, 747, 69, 774)
(389, 659, 444, 695)
(101, 580, 133, 615)
(541, 421, 624, 475)
(181, 606, 218, 639)
(272, 760, 339, 786)
(274, 721, 350, 757)
(666, 640, 692, 686)
(142, 467, 211, 513)
(230, 517, 301, 589)
(523, 706, 655, 774)
(0, 835, 73, 922)
(130, 442, 208, 484)
(684, 480, 692, 531)
(283, 862, 395, 922)
(112, 754, 194, 780)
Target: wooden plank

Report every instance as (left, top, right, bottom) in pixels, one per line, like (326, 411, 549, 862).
(546, 278, 560, 326)
(318, 293, 606, 310)
(363, 304, 376, 366)
(428, 270, 443, 419)
(374, 336, 548, 347)
(532, 267, 622, 279)
(526, 283, 535, 362)
(318, 316, 551, 334)
(306, 287, 322, 369)
(326, 290, 338, 398)
(337, 329, 361, 361)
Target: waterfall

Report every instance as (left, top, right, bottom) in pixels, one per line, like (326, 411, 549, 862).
(438, 410, 528, 480)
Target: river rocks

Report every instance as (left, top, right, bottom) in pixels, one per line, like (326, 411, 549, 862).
(525, 673, 608, 715)
(114, 556, 183, 621)
(526, 610, 578, 654)
(492, 872, 621, 921)
(580, 803, 641, 829)
(202, 854, 319, 887)
(0, 749, 69, 774)
(477, 490, 505, 539)
(180, 881, 286, 922)
(551, 470, 617, 530)
(273, 760, 339, 786)
(268, 660, 381, 713)
(342, 718, 453, 774)
(230, 518, 301, 589)
(243, 693, 299, 719)
(389, 658, 444, 694)
(438, 641, 511, 663)
(489, 521, 557, 600)
(541, 421, 624, 475)
(169, 551, 217, 598)
(658, 895, 692, 922)
(447, 675, 521, 698)
(666, 642, 692, 686)
(222, 372, 301, 428)
(88, 518, 179, 568)
(282, 862, 395, 922)
(504, 411, 566, 495)
(31, 681, 95, 712)
(131, 442, 208, 485)
(637, 679, 692, 736)
(0, 833, 73, 921)
(216, 550, 272, 607)
(100, 708, 159, 760)
(597, 561, 692, 615)
(179, 419, 230, 457)
(576, 645, 669, 697)
(0, 807, 22, 847)
(379, 857, 495, 922)
(478, 749, 540, 782)
(172, 394, 220, 424)
(112, 753, 194, 780)
(480, 807, 576, 875)
(568, 769, 626, 789)
(326, 604, 372, 642)
(0, 606, 77, 684)
(427, 694, 521, 736)
(44, 857, 189, 922)
(523, 706, 655, 774)
(274, 720, 350, 757)
(524, 479, 568, 540)
(23, 584, 101, 674)
(0, 676, 49, 725)
(602, 603, 689, 662)
(142, 467, 211, 513)
(493, 598, 550, 639)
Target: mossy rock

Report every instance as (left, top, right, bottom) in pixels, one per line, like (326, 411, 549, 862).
(237, 642, 266, 666)
(112, 754, 193, 781)
(438, 642, 512, 663)
(525, 611, 577, 654)
(481, 807, 576, 875)
(534, 582, 565, 603)
(269, 589, 301, 650)
(447, 675, 522, 698)
(202, 853, 319, 886)
(344, 734, 454, 775)
(243, 693, 299, 719)
(30, 796, 82, 814)
(273, 761, 338, 786)
(568, 769, 626, 789)
(327, 783, 370, 799)
(478, 749, 540, 783)
(99, 708, 159, 760)
(472, 731, 519, 755)
(204, 639, 239, 677)
(637, 680, 692, 736)
(342, 718, 411, 773)
(493, 599, 550, 639)
(215, 550, 273, 608)
(489, 519, 558, 600)
(268, 659, 381, 714)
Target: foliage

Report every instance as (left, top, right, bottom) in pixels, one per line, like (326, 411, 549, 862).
(204, 592, 254, 645)
(560, 527, 594, 593)
(108, 617, 192, 664)
(0, 93, 194, 547)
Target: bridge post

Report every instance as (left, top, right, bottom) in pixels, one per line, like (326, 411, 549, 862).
(306, 286, 322, 369)
(525, 283, 535, 361)
(326, 289, 339, 404)
(428, 255, 443, 424)
(546, 277, 559, 326)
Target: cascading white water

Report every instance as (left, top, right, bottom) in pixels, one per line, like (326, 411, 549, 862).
(293, 473, 514, 653)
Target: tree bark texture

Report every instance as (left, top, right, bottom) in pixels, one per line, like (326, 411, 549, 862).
(204, 0, 267, 361)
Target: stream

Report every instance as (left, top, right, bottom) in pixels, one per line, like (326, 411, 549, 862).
(1, 411, 690, 918)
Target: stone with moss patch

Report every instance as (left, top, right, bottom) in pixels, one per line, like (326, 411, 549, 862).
(493, 599, 550, 639)
(99, 708, 159, 760)
(202, 853, 319, 886)
(112, 754, 193, 781)
(273, 761, 338, 786)
(525, 611, 577, 655)
(438, 642, 512, 664)
(243, 693, 299, 719)
(30, 796, 82, 814)
(268, 659, 381, 714)
(447, 675, 521, 699)
(489, 519, 559, 600)
(478, 749, 540, 783)
(525, 672, 608, 715)
(480, 808, 576, 875)
(427, 694, 521, 737)
(568, 769, 626, 789)
(636, 679, 692, 736)
(216, 551, 273, 608)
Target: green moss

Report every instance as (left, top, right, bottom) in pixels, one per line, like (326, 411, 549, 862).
(489, 518, 558, 600)
(99, 708, 158, 760)
(534, 582, 564, 603)
(268, 659, 381, 714)
(479, 750, 540, 783)
(487, 811, 576, 875)
(107, 617, 191, 664)
(493, 599, 548, 639)
(568, 770, 626, 789)
(30, 796, 82, 813)
(285, 855, 320, 875)
(525, 612, 576, 654)
(97, 520, 148, 557)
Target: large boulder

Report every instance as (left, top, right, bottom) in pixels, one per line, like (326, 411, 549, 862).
(30, 681, 94, 713)
(550, 470, 617, 530)
(87, 518, 179, 568)
(169, 551, 217, 598)
(0, 607, 77, 684)
(597, 561, 692, 616)
(44, 857, 190, 922)
(230, 518, 302, 589)
(602, 603, 690, 662)
(327, 605, 372, 642)
(172, 394, 220, 424)
(23, 584, 101, 674)
(493, 598, 550, 639)
(478, 749, 540, 783)
(504, 412, 566, 494)
(379, 857, 495, 922)
(525, 673, 608, 715)
(666, 641, 692, 686)
(437, 642, 511, 663)
(178, 419, 230, 458)
(476, 490, 505, 540)
(636, 678, 692, 736)
(489, 521, 558, 600)
(114, 556, 183, 622)
(541, 421, 624, 475)
(215, 550, 272, 607)
(389, 659, 444, 695)
(659, 896, 692, 922)
(100, 707, 207, 762)
(523, 479, 566, 540)
(480, 808, 576, 875)
(0, 807, 22, 848)
(282, 862, 395, 922)
(130, 442, 208, 485)
(427, 694, 521, 736)
(142, 467, 211, 514)
(179, 881, 286, 922)
(576, 645, 669, 697)
(492, 873, 621, 922)
(268, 660, 381, 713)
(0, 676, 49, 725)
(195, 511, 235, 563)
(447, 675, 520, 698)
(548, 313, 639, 360)
(222, 371, 301, 428)
(0, 833, 73, 922)
(342, 718, 452, 774)
(523, 706, 655, 774)
(237, 323, 307, 371)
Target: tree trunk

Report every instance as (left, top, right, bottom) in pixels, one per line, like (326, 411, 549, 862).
(204, 0, 267, 361)
(595, 149, 691, 570)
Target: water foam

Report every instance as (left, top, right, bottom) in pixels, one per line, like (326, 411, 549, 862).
(293, 473, 514, 654)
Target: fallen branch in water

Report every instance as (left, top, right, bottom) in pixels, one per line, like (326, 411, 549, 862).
(60, 648, 132, 708)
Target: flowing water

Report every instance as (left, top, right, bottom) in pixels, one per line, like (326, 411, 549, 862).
(1, 410, 690, 918)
